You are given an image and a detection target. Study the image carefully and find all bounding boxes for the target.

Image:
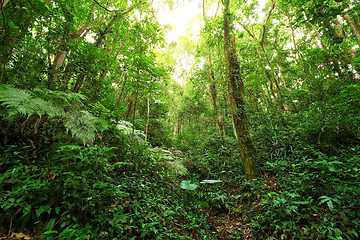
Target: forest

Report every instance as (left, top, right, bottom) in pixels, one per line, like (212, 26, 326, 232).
(1, 0, 360, 239)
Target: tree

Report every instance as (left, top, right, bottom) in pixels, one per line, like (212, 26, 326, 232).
(223, 0, 257, 180)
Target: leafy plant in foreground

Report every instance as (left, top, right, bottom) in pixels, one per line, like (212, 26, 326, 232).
(0, 85, 108, 144)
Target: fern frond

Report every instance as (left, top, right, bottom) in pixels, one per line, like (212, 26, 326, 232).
(116, 120, 146, 143)
(0, 86, 100, 144)
(33, 88, 86, 107)
(64, 110, 97, 144)
(0, 86, 64, 117)
(148, 147, 188, 175)
(95, 117, 111, 132)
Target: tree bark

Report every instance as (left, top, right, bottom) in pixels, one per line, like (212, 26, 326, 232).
(72, 6, 135, 92)
(308, 21, 345, 79)
(0, 0, 9, 13)
(202, 0, 223, 137)
(343, 14, 360, 46)
(223, 0, 257, 180)
(145, 93, 150, 142)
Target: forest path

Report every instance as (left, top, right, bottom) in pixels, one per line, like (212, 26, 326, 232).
(199, 172, 279, 239)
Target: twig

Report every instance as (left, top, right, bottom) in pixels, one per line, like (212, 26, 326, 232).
(9, 208, 21, 235)
(318, 117, 330, 146)
(93, 0, 137, 14)
(93, 0, 125, 12)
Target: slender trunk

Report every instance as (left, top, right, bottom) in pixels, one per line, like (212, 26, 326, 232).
(209, 82, 222, 135)
(332, 17, 360, 73)
(1, 1, 35, 78)
(126, 90, 137, 119)
(343, 14, 360, 46)
(99, 23, 134, 81)
(72, 7, 134, 92)
(0, 0, 9, 11)
(145, 93, 150, 142)
(72, 73, 85, 93)
(261, 86, 269, 106)
(239, 3, 284, 112)
(54, 5, 95, 87)
(115, 74, 128, 105)
(203, 0, 223, 137)
(223, 0, 257, 180)
(309, 21, 345, 79)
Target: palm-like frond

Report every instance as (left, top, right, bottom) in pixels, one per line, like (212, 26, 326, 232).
(116, 120, 146, 143)
(0, 85, 103, 144)
(148, 147, 188, 175)
(64, 110, 97, 144)
(33, 88, 86, 107)
(0, 86, 64, 117)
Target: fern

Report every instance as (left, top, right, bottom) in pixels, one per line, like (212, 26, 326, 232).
(63, 110, 97, 144)
(116, 120, 146, 143)
(33, 88, 86, 107)
(0, 86, 64, 117)
(0, 85, 102, 144)
(149, 147, 188, 175)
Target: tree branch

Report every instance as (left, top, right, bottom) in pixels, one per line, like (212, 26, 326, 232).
(259, 0, 276, 46)
(93, 0, 136, 14)
(238, 21, 256, 39)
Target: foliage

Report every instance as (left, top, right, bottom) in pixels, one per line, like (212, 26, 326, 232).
(178, 130, 243, 179)
(0, 139, 209, 239)
(248, 146, 360, 239)
(0, 86, 105, 144)
(1, 0, 360, 238)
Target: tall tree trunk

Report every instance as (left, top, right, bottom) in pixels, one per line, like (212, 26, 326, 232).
(202, 0, 223, 137)
(0, 0, 9, 12)
(115, 73, 128, 105)
(223, 0, 257, 180)
(331, 17, 360, 74)
(209, 81, 223, 136)
(126, 90, 137, 119)
(53, 4, 95, 88)
(308, 21, 345, 79)
(343, 14, 360, 46)
(238, 2, 285, 113)
(145, 93, 150, 142)
(1, 0, 43, 82)
(72, 6, 135, 92)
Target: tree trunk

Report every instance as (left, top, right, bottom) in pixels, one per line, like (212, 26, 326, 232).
(208, 66, 223, 137)
(115, 73, 128, 105)
(309, 21, 345, 79)
(223, 0, 257, 180)
(343, 14, 360, 46)
(145, 93, 150, 142)
(202, 0, 223, 137)
(0, 0, 9, 13)
(72, 6, 135, 92)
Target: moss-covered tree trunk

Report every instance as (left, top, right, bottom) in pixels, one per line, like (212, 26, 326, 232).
(223, 0, 257, 180)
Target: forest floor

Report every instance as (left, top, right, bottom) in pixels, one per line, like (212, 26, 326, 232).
(199, 172, 280, 239)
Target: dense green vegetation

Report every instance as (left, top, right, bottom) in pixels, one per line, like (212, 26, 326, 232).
(1, 0, 360, 239)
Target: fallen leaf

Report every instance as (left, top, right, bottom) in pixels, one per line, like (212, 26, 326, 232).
(14, 233, 32, 239)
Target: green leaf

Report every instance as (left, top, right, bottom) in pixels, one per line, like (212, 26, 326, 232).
(36, 205, 50, 218)
(180, 180, 198, 190)
(292, 201, 310, 205)
(55, 207, 60, 214)
(200, 180, 222, 184)
(42, 230, 58, 235)
(327, 200, 334, 212)
(45, 218, 56, 230)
